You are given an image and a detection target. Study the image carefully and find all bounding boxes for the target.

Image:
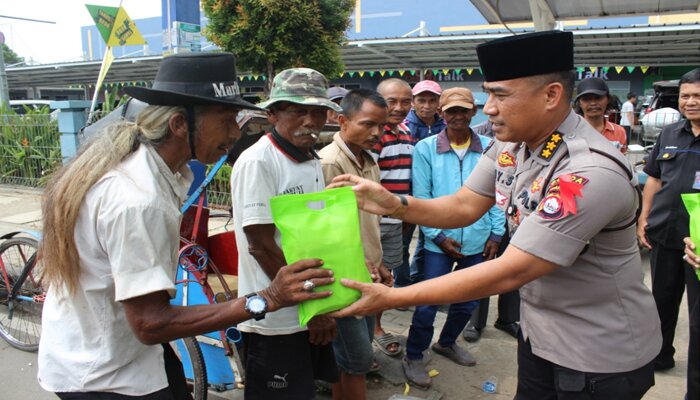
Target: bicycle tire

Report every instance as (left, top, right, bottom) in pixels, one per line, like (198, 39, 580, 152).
(176, 337, 208, 400)
(0, 237, 44, 351)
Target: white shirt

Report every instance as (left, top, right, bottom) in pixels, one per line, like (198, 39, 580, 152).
(620, 100, 635, 126)
(38, 144, 193, 395)
(231, 135, 324, 335)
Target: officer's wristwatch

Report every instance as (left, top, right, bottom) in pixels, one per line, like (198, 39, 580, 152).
(244, 292, 268, 320)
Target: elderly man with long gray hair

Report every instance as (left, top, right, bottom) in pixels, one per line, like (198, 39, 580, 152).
(37, 52, 333, 400)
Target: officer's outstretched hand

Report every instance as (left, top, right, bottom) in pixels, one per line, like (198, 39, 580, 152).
(328, 279, 394, 318)
(261, 259, 334, 312)
(327, 174, 400, 217)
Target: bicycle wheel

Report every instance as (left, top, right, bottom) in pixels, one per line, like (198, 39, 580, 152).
(0, 237, 44, 351)
(173, 337, 208, 400)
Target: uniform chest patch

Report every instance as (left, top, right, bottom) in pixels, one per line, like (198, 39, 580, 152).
(537, 173, 588, 219)
(498, 151, 516, 167)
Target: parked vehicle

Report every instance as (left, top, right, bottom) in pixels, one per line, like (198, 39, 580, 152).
(640, 80, 680, 144)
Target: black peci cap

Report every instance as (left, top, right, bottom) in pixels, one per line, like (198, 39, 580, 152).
(477, 30, 574, 82)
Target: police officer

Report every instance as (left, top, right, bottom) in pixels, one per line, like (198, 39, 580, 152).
(329, 31, 661, 399)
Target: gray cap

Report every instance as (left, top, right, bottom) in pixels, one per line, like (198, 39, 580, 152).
(327, 86, 349, 102)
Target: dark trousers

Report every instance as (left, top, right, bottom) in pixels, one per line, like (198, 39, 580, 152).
(409, 231, 425, 283)
(515, 332, 655, 400)
(688, 270, 699, 400)
(406, 251, 481, 360)
(471, 290, 520, 329)
(56, 344, 189, 400)
(469, 229, 520, 328)
(623, 125, 632, 144)
(650, 243, 699, 365)
(393, 224, 415, 287)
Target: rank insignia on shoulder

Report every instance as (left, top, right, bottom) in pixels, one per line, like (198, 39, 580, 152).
(662, 153, 670, 159)
(498, 151, 516, 167)
(538, 133, 563, 160)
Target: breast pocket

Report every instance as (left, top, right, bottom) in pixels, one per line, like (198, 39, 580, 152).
(655, 151, 678, 182)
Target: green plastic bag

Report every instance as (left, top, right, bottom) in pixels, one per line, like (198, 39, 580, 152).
(270, 186, 371, 326)
(681, 193, 700, 281)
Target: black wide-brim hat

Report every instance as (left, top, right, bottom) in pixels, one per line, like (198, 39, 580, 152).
(477, 30, 574, 82)
(125, 52, 262, 111)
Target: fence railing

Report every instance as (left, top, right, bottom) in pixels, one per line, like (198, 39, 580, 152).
(0, 114, 61, 187)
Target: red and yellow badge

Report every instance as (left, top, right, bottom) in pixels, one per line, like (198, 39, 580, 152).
(498, 151, 516, 167)
(537, 173, 588, 219)
(530, 177, 543, 193)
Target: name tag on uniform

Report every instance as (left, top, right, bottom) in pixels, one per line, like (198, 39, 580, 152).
(694, 171, 700, 190)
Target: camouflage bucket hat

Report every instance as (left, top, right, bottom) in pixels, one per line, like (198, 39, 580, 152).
(258, 68, 342, 112)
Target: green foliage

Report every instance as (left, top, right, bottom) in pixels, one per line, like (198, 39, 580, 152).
(2, 43, 24, 65)
(202, 0, 354, 88)
(206, 162, 233, 208)
(0, 106, 61, 187)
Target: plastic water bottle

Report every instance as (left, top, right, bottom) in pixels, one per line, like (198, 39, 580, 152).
(482, 376, 498, 393)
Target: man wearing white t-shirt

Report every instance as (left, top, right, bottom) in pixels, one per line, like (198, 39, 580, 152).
(620, 92, 637, 143)
(231, 68, 342, 399)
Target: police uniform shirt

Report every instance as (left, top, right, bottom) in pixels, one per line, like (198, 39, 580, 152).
(465, 110, 661, 373)
(643, 119, 700, 249)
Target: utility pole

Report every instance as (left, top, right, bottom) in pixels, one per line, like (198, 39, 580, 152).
(0, 31, 10, 110)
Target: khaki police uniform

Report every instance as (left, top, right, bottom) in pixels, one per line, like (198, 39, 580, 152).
(465, 111, 661, 375)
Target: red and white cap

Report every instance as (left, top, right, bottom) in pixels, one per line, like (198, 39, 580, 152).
(412, 80, 442, 96)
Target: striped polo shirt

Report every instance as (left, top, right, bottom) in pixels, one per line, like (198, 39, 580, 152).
(372, 122, 415, 195)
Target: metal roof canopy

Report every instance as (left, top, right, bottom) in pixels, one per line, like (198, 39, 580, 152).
(7, 56, 163, 89)
(343, 24, 700, 70)
(471, 0, 700, 30)
(6, 24, 700, 88)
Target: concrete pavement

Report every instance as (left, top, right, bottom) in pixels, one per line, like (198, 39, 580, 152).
(0, 185, 690, 399)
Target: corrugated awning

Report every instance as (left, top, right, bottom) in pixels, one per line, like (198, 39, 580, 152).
(6, 24, 700, 88)
(470, 0, 700, 23)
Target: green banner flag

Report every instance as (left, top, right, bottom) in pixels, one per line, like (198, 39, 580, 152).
(86, 4, 119, 43)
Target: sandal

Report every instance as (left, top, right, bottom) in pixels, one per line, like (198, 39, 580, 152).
(373, 332, 402, 357)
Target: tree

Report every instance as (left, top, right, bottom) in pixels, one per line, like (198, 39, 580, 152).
(202, 0, 354, 92)
(2, 44, 24, 66)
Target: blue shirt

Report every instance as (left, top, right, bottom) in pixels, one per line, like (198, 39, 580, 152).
(412, 129, 505, 256)
(404, 109, 446, 141)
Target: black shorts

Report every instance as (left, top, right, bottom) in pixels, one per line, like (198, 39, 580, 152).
(242, 331, 339, 400)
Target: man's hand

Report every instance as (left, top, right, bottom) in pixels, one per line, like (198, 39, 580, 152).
(330, 279, 394, 318)
(636, 218, 652, 250)
(260, 259, 334, 313)
(683, 237, 700, 272)
(307, 315, 337, 345)
(483, 240, 500, 260)
(327, 174, 400, 216)
(378, 264, 394, 287)
(438, 238, 464, 259)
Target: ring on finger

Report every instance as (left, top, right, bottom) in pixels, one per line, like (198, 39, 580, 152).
(303, 279, 315, 292)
